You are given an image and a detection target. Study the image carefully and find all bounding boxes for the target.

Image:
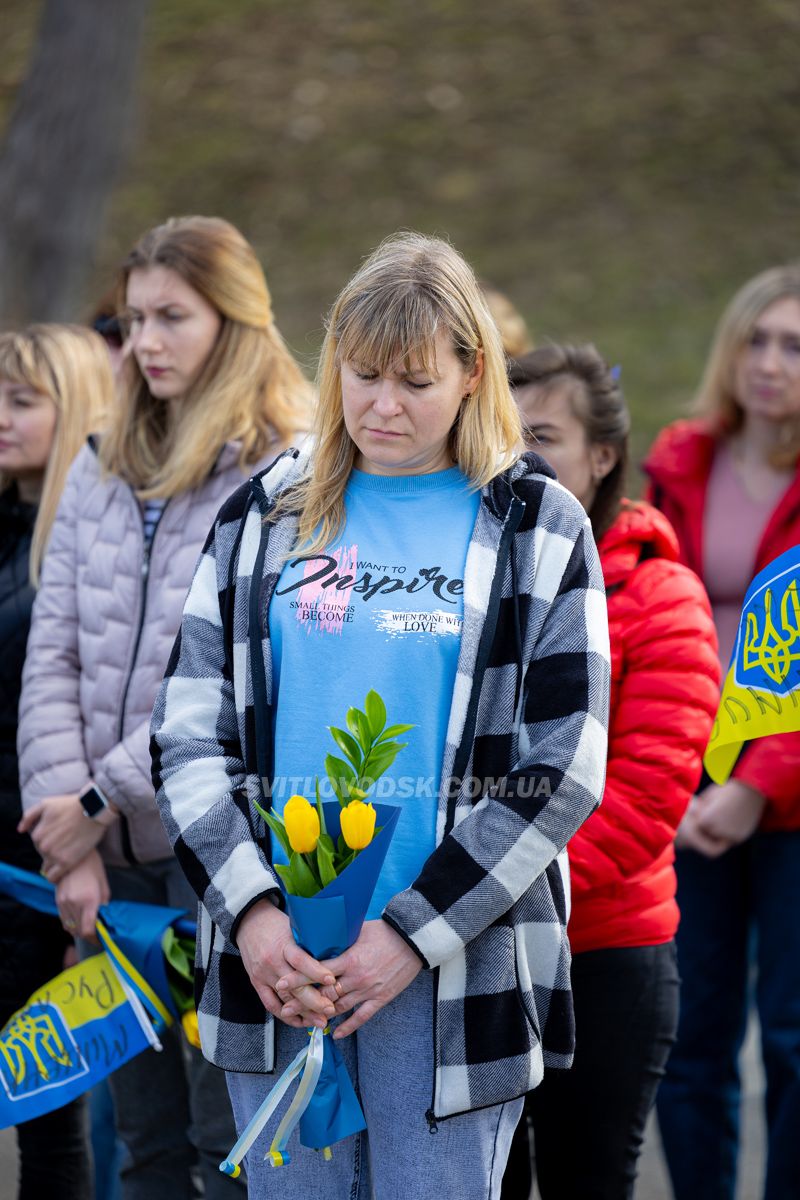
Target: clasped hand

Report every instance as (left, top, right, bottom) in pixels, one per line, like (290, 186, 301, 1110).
(237, 903, 421, 1037)
(676, 780, 766, 858)
(18, 792, 112, 881)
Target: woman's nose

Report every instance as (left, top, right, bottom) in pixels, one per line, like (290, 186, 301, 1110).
(758, 338, 783, 373)
(372, 379, 402, 416)
(135, 315, 162, 353)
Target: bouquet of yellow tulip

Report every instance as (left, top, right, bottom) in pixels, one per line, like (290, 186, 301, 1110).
(254, 689, 412, 899)
(220, 692, 410, 1178)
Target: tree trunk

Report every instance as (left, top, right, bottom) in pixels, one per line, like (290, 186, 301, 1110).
(0, 0, 149, 325)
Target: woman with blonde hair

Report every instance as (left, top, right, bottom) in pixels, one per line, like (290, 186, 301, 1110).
(0, 325, 110, 1198)
(644, 264, 800, 1199)
(18, 216, 311, 1200)
(151, 232, 610, 1198)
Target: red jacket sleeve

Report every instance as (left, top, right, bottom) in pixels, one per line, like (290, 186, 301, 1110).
(732, 732, 800, 826)
(568, 560, 720, 891)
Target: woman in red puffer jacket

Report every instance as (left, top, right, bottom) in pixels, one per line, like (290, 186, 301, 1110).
(501, 345, 720, 1200)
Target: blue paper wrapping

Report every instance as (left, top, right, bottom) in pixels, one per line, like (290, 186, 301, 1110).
(283, 802, 400, 1152)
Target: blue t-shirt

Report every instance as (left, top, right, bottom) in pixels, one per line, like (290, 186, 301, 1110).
(269, 466, 480, 917)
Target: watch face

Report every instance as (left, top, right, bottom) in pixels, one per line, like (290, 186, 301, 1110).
(81, 787, 106, 818)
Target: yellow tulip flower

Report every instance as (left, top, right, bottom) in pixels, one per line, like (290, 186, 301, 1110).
(182, 1009, 201, 1048)
(340, 800, 376, 850)
(284, 794, 320, 854)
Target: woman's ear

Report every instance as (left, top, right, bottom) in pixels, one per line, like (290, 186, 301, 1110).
(465, 349, 484, 397)
(589, 442, 618, 484)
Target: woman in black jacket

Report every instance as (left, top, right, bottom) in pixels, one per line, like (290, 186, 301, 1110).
(0, 326, 110, 1199)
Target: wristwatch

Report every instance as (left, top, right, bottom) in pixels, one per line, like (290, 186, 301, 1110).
(79, 783, 108, 820)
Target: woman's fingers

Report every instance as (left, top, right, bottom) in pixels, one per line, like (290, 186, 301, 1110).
(252, 981, 284, 1018)
(275, 966, 336, 995)
(17, 804, 42, 835)
(279, 982, 335, 1019)
(282, 942, 336, 988)
(333, 998, 380, 1039)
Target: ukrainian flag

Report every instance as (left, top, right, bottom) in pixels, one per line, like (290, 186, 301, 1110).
(705, 545, 800, 783)
(0, 864, 194, 1128)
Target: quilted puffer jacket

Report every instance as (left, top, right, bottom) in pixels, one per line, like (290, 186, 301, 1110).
(566, 501, 720, 954)
(644, 419, 800, 829)
(18, 439, 277, 866)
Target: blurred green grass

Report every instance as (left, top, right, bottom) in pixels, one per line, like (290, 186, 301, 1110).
(2, 0, 799, 474)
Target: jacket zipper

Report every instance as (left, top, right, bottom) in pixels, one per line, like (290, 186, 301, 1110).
(115, 497, 169, 863)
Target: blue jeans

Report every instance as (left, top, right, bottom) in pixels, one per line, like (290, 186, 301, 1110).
(100, 860, 245, 1200)
(657, 833, 800, 1200)
(226, 970, 523, 1199)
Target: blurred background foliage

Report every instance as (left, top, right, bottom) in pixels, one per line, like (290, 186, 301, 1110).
(1, 0, 799, 466)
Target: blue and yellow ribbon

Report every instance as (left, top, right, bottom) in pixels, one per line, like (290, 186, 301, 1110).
(219, 1026, 326, 1177)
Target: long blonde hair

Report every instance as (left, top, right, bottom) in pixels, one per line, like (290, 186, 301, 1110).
(101, 216, 312, 498)
(696, 264, 800, 468)
(280, 232, 522, 553)
(0, 326, 111, 585)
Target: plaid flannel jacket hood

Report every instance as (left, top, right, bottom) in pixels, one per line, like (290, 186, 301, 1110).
(151, 447, 610, 1120)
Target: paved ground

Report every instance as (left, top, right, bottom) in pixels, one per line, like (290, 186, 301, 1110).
(0, 1020, 766, 1199)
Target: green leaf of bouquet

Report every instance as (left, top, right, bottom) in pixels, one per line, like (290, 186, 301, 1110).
(326, 753, 356, 785)
(325, 755, 356, 807)
(355, 710, 373, 755)
(259, 807, 292, 860)
(376, 723, 415, 743)
(329, 726, 362, 770)
(289, 851, 321, 898)
(362, 741, 406, 785)
(162, 927, 196, 1013)
(365, 690, 387, 739)
(346, 706, 363, 737)
(316, 838, 337, 887)
(318, 833, 335, 854)
(315, 777, 327, 837)
(274, 863, 297, 895)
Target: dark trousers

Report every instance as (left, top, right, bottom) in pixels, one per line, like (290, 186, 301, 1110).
(102, 860, 245, 1200)
(657, 834, 800, 1200)
(502, 942, 679, 1200)
(14, 1099, 91, 1200)
(0, 904, 92, 1200)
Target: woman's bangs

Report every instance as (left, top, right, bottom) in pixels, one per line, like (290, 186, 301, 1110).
(336, 289, 441, 376)
(0, 339, 38, 393)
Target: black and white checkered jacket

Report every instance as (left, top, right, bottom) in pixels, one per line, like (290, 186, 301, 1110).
(151, 447, 610, 1120)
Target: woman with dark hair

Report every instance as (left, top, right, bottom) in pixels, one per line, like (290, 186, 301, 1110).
(645, 265, 800, 1200)
(502, 344, 719, 1200)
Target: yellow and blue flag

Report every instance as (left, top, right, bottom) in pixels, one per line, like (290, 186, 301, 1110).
(0, 863, 194, 1129)
(705, 545, 800, 784)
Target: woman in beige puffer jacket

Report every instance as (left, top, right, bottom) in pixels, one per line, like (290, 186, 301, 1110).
(17, 216, 312, 1200)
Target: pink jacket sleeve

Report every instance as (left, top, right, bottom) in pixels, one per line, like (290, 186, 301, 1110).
(17, 459, 91, 806)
